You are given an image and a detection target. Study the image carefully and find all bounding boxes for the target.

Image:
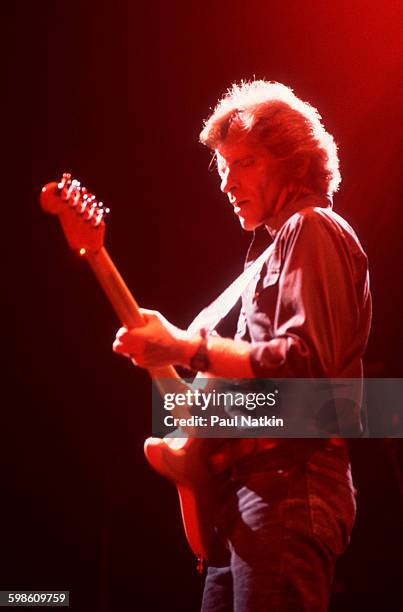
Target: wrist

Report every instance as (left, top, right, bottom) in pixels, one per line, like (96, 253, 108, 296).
(176, 332, 202, 367)
(177, 328, 212, 372)
(188, 328, 211, 372)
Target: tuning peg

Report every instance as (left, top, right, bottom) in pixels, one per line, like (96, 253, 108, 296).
(71, 184, 83, 207)
(57, 172, 72, 191)
(94, 206, 110, 226)
(78, 192, 95, 215)
(99, 204, 111, 217)
(82, 192, 95, 204)
(70, 179, 81, 197)
(61, 178, 80, 202)
(69, 186, 86, 208)
(78, 200, 88, 215)
(86, 200, 99, 222)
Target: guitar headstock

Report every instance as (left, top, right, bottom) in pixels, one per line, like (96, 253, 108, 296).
(40, 173, 110, 254)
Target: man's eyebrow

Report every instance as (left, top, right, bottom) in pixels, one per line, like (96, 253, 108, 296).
(218, 154, 254, 169)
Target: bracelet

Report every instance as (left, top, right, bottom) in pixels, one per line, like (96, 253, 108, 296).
(189, 327, 211, 373)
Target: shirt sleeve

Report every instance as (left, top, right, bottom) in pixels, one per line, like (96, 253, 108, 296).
(249, 210, 370, 378)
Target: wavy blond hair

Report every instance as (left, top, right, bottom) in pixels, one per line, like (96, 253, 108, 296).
(200, 80, 341, 198)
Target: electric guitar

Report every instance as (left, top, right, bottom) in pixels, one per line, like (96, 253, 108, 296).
(40, 174, 220, 570)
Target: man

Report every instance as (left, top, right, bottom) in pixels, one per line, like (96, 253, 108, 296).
(113, 81, 371, 610)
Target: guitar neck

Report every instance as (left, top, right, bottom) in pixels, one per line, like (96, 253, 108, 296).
(39, 177, 187, 403)
(86, 247, 180, 384)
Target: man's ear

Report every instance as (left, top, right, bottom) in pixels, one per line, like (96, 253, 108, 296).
(296, 157, 310, 179)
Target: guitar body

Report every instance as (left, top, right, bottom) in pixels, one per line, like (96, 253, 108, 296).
(144, 434, 220, 564)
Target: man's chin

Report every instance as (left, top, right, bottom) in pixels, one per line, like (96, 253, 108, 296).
(238, 217, 259, 231)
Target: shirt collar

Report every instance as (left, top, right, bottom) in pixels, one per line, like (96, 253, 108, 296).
(265, 192, 332, 240)
(245, 192, 332, 265)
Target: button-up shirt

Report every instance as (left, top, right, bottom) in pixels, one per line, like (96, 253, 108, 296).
(235, 194, 372, 380)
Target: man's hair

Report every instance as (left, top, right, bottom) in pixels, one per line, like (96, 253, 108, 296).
(199, 80, 341, 198)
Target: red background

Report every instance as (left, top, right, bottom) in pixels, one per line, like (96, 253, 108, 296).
(6, 1, 403, 610)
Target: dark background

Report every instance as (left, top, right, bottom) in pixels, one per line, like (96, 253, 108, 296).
(6, 1, 403, 610)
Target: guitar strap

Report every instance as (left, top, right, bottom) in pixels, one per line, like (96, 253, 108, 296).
(187, 242, 275, 335)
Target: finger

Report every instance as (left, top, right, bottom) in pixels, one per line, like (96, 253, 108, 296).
(139, 308, 158, 316)
(113, 343, 133, 361)
(138, 308, 161, 323)
(116, 326, 128, 339)
(113, 339, 125, 353)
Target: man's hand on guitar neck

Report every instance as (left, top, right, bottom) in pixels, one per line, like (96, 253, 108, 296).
(112, 308, 254, 377)
(113, 309, 192, 367)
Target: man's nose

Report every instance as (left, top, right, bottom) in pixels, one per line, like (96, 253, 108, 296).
(220, 168, 238, 194)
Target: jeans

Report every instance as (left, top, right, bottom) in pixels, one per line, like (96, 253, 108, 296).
(201, 441, 356, 612)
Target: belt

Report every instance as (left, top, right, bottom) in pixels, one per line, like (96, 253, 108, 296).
(208, 437, 347, 476)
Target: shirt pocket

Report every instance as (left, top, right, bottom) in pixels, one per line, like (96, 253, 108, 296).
(235, 308, 249, 340)
(253, 267, 281, 304)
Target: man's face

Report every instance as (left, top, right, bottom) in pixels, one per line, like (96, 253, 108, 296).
(216, 137, 289, 231)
